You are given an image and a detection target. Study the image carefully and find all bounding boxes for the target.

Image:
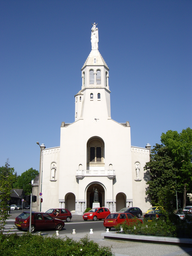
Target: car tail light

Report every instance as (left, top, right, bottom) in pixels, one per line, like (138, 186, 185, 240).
(23, 220, 28, 224)
(156, 214, 159, 219)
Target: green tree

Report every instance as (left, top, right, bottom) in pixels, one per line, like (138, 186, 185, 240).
(144, 144, 177, 210)
(0, 161, 15, 232)
(161, 127, 192, 207)
(13, 168, 38, 195)
(144, 128, 192, 210)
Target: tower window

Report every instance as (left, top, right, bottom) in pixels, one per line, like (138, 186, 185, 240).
(90, 93, 93, 100)
(89, 69, 94, 84)
(96, 70, 101, 84)
(105, 72, 108, 87)
(97, 93, 101, 100)
(83, 72, 85, 86)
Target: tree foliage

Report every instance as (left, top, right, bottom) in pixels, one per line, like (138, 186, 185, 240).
(0, 161, 16, 232)
(13, 168, 38, 195)
(145, 128, 192, 210)
(161, 127, 192, 193)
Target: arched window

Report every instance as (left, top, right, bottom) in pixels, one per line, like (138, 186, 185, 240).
(96, 70, 101, 84)
(90, 93, 93, 100)
(97, 93, 101, 100)
(89, 69, 94, 84)
(105, 72, 108, 87)
(87, 137, 105, 169)
(83, 72, 85, 86)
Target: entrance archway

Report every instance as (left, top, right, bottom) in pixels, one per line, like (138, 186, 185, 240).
(116, 193, 126, 211)
(65, 193, 75, 212)
(86, 183, 105, 209)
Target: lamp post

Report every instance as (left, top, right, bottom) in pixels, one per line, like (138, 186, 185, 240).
(36, 142, 46, 212)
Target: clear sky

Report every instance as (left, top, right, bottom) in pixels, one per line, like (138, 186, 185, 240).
(0, 0, 191, 176)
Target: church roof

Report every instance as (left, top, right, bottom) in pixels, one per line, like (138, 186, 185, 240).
(81, 49, 109, 70)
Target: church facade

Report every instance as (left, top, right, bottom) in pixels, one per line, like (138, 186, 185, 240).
(32, 23, 151, 214)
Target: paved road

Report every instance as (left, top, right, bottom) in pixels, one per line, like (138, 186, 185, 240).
(5, 211, 192, 256)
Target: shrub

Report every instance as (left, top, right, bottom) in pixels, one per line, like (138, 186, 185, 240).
(0, 233, 112, 256)
(115, 214, 192, 238)
(84, 207, 91, 213)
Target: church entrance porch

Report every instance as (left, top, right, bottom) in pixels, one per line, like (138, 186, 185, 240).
(86, 183, 104, 209)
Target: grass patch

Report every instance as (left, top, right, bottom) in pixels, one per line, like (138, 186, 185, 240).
(0, 233, 112, 256)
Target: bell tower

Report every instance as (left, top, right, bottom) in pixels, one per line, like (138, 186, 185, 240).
(75, 23, 111, 121)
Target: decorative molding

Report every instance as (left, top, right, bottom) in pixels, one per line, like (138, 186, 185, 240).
(76, 169, 116, 180)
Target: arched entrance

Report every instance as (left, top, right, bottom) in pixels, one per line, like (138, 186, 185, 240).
(116, 193, 126, 211)
(86, 183, 105, 209)
(65, 193, 75, 212)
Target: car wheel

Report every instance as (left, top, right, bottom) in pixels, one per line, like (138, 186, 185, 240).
(56, 224, 63, 231)
(66, 217, 71, 222)
(31, 225, 35, 233)
(93, 216, 97, 221)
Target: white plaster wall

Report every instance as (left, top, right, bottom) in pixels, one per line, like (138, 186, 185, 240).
(41, 147, 60, 212)
(81, 88, 111, 120)
(58, 118, 132, 212)
(131, 146, 151, 213)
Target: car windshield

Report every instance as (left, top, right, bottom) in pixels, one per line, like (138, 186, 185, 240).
(17, 212, 30, 220)
(106, 214, 118, 219)
(117, 208, 128, 212)
(177, 209, 184, 214)
(148, 207, 156, 211)
(46, 209, 54, 213)
(89, 208, 98, 212)
(184, 206, 192, 210)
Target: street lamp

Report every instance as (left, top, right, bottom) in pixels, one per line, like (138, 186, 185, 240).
(36, 142, 46, 212)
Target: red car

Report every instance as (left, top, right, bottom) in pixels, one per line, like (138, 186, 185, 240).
(15, 211, 65, 232)
(83, 207, 110, 221)
(45, 208, 72, 222)
(103, 212, 143, 230)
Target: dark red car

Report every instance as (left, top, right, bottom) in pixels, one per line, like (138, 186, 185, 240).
(15, 211, 65, 232)
(45, 208, 72, 222)
(83, 207, 110, 221)
(103, 212, 143, 230)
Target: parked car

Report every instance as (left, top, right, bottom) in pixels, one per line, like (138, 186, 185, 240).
(15, 211, 65, 232)
(83, 207, 110, 221)
(45, 208, 72, 222)
(145, 206, 164, 214)
(176, 209, 185, 220)
(10, 204, 17, 210)
(118, 207, 142, 218)
(183, 205, 192, 214)
(103, 212, 143, 230)
(144, 209, 166, 222)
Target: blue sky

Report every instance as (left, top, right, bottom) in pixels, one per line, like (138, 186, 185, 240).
(0, 0, 191, 176)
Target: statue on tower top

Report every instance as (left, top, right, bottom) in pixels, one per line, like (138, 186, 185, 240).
(91, 22, 99, 50)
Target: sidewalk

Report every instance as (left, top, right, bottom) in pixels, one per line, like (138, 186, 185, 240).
(50, 230, 192, 256)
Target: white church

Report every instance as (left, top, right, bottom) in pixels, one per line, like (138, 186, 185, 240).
(32, 23, 151, 214)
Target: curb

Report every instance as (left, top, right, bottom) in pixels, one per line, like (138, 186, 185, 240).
(102, 232, 192, 245)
